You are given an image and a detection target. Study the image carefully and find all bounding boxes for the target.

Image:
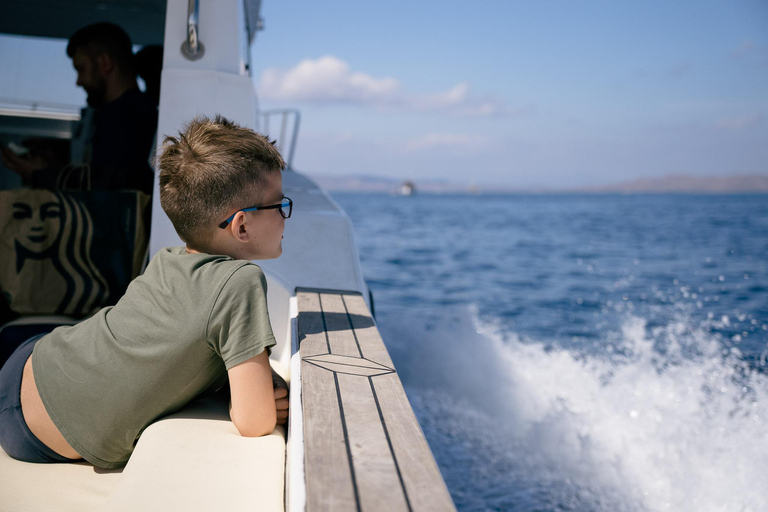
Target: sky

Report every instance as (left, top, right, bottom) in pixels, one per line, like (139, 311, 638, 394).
(252, 0, 768, 188)
(1, 0, 767, 188)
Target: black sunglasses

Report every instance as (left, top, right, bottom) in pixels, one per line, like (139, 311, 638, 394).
(218, 197, 293, 229)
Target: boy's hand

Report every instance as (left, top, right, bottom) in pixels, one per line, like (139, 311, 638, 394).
(272, 370, 289, 426)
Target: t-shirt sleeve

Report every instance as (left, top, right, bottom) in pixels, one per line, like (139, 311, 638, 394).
(207, 264, 277, 369)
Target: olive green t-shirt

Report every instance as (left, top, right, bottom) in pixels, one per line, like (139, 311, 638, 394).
(32, 247, 276, 468)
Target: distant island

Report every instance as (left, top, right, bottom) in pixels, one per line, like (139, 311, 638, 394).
(307, 173, 768, 194)
(574, 174, 768, 194)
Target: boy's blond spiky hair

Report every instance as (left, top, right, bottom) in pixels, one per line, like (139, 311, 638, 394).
(157, 115, 285, 246)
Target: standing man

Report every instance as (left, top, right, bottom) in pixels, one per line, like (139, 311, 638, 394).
(2, 23, 158, 193)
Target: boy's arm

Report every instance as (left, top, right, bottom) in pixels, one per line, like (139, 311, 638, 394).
(227, 350, 277, 437)
(272, 370, 289, 426)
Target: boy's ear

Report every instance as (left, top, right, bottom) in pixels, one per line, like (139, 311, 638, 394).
(229, 212, 250, 242)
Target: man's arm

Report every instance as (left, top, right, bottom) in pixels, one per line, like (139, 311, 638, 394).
(227, 350, 277, 437)
(1, 146, 47, 180)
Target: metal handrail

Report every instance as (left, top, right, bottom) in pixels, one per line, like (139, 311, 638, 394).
(245, 0, 265, 43)
(180, 0, 205, 60)
(259, 109, 301, 170)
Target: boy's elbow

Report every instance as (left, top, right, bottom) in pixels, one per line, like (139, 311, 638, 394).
(231, 408, 277, 437)
(235, 419, 276, 438)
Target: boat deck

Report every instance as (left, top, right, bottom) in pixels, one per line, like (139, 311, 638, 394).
(297, 289, 455, 512)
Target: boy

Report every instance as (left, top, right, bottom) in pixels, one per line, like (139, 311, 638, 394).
(0, 115, 290, 468)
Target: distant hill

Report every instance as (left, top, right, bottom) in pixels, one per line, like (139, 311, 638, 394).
(307, 174, 476, 194)
(574, 174, 768, 193)
(307, 174, 400, 192)
(305, 173, 768, 194)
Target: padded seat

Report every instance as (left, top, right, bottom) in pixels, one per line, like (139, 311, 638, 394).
(0, 450, 123, 512)
(104, 396, 286, 512)
(0, 325, 289, 512)
(0, 398, 286, 511)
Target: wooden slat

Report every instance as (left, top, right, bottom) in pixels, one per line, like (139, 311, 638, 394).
(371, 374, 456, 512)
(301, 357, 357, 511)
(320, 293, 361, 357)
(297, 289, 456, 512)
(343, 294, 455, 512)
(337, 373, 409, 511)
(300, 290, 356, 511)
(341, 295, 394, 367)
(297, 292, 327, 357)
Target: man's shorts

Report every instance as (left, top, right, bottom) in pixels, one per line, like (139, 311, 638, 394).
(0, 334, 76, 463)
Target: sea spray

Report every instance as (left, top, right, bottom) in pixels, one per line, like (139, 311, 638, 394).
(382, 307, 768, 512)
(336, 191, 768, 510)
(484, 312, 768, 511)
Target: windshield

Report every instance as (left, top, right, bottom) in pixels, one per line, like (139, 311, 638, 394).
(0, 34, 85, 113)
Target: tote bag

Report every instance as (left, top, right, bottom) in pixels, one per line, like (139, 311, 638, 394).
(0, 187, 150, 317)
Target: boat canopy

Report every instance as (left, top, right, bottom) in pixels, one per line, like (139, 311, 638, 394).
(1, 0, 264, 46)
(1, 0, 167, 44)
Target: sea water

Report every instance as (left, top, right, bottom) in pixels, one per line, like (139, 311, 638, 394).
(331, 192, 768, 512)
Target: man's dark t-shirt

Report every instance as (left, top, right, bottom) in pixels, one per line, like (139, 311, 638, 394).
(90, 88, 157, 193)
(32, 88, 157, 193)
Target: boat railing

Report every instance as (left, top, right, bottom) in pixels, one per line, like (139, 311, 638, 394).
(258, 108, 301, 170)
(181, 0, 205, 61)
(292, 288, 456, 511)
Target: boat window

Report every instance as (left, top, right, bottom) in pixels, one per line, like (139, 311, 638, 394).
(0, 31, 161, 193)
(0, 34, 86, 113)
(1, 26, 160, 323)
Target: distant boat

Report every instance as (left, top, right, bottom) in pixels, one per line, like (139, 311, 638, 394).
(397, 180, 416, 196)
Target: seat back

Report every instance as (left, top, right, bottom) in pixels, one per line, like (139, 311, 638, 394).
(0, 316, 77, 369)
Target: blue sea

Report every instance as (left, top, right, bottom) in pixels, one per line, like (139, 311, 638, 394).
(331, 192, 768, 512)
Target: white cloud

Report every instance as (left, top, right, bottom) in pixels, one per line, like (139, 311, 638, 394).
(258, 55, 511, 117)
(259, 55, 399, 104)
(411, 82, 508, 117)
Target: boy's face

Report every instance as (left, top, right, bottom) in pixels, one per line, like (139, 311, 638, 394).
(243, 170, 285, 260)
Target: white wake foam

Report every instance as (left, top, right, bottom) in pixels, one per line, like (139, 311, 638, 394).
(381, 304, 768, 510)
(465, 312, 768, 512)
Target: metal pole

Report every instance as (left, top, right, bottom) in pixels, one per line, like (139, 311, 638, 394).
(287, 110, 300, 170)
(181, 0, 205, 60)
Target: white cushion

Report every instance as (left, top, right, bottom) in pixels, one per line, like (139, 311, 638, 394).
(103, 395, 285, 512)
(0, 360, 289, 511)
(0, 447, 123, 512)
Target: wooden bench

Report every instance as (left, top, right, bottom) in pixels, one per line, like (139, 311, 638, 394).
(297, 289, 455, 512)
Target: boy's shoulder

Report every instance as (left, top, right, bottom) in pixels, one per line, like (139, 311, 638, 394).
(124, 247, 267, 314)
(148, 247, 265, 285)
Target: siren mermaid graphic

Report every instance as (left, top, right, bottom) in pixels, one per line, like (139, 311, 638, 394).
(1, 189, 109, 316)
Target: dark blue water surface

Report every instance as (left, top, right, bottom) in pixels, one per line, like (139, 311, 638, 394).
(332, 192, 768, 512)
